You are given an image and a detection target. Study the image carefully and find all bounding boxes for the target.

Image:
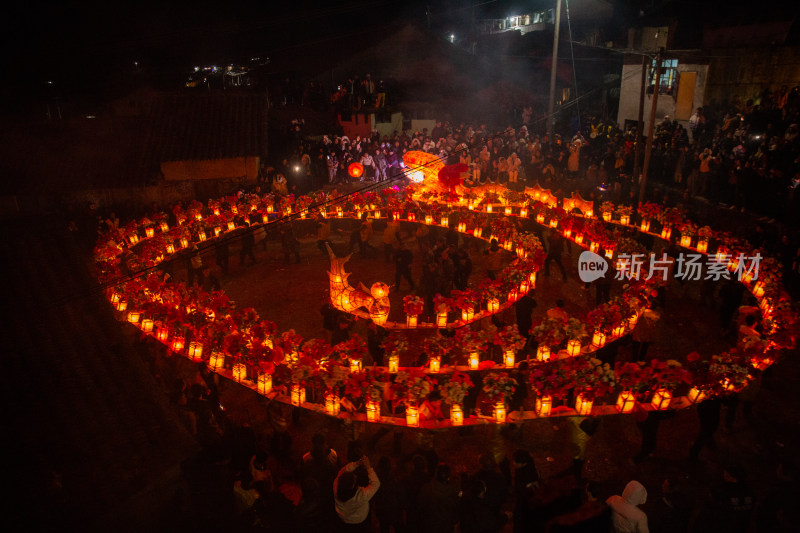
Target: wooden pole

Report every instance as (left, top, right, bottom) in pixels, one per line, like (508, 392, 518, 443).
(547, 0, 563, 136)
(639, 49, 662, 206)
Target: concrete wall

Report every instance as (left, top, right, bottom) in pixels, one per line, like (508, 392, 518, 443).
(704, 46, 800, 106)
(617, 62, 708, 132)
(373, 112, 404, 138)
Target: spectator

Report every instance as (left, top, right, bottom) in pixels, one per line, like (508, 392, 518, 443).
(334, 456, 380, 532)
(606, 480, 648, 533)
(418, 463, 460, 533)
(373, 456, 406, 533)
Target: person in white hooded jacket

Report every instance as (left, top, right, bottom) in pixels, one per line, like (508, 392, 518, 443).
(606, 480, 649, 533)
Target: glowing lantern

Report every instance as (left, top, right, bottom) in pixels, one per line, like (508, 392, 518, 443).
(487, 298, 500, 313)
(116, 299, 128, 312)
(753, 282, 765, 298)
(187, 341, 203, 361)
(366, 399, 380, 422)
(697, 240, 708, 253)
(262, 213, 269, 224)
(590, 241, 599, 253)
(389, 355, 399, 373)
(209, 351, 225, 371)
(536, 213, 545, 224)
(166, 243, 176, 255)
(473, 227, 483, 238)
(574, 233, 584, 245)
(370, 282, 390, 300)
(441, 216, 449, 226)
(129, 233, 140, 245)
(325, 394, 341, 416)
(227, 221, 236, 232)
(640, 219, 650, 232)
(267, 205, 274, 214)
(369, 302, 389, 326)
(450, 404, 464, 426)
(127, 310, 141, 324)
(563, 228, 572, 238)
(494, 402, 507, 423)
(519, 280, 529, 294)
(213, 208, 221, 216)
(627, 315, 638, 329)
(171, 336, 185, 353)
(575, 394, 593, 416)
(468, 352, 480, 370)
(504, 350, 515, 369)
(408, 212, 416, 222)
(605, 247, 614, 259)
(437, 311, 448, 328)
(145, 227, 155, 238)
(687, 387, 706, 404)
(429, 356, 441, 373)
(613, 324, 626, 338)
(425, 215, 433, 225)
(291, 384, 306, 406)
(406, 404, 420, 427)
(141, 318, 154, 333)
(232, 363, 247, 382)
(567, 339, 582, 357)
(503, 240, 513, 251)
(348, 162, 364, 178)
(461, 308, 475, 322)
(751, 356, 773, 371)
(457, 222, 467, 232)
(198, 231, 207, 242)
(257, 373, 273, 395)
(520, 208, 528, 218)
(407, 315, 418, 328)
(195, 212, 203, 222)
(350, 359, 363, 374)
(110, 291, 121, 305)
(156, 324, 170, 342)
(651, 389, 672, 410)
(549, 219, 558, 228)
(680, 235, 692, 247)
(180, 237, 189, 249)
(486, 205, 493, 214)
(536, 395, 552, 417)
(616, 391, 636, 413)
(602, 212, 612, 222)
(508, 289, 518, 301)
(516, 246, 527, 258)
(393, 211, 401, 221)
(661, 227, 672, 240)
(620, 215, 630, 226)
(536, 345, 551, 362)
(159, 221, 169, 233)
(214, 227, 222, 237)
(592, 331, 606, 348)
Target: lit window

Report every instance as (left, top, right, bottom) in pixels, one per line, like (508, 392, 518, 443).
(649, 59, 678, 95)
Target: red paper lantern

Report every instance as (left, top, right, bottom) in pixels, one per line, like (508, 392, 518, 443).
(348, 162, 364, 178)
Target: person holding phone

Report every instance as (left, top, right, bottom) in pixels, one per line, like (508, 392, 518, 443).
(334, 456, 380, 532)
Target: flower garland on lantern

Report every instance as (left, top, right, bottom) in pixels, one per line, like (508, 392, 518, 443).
(440, 371, 474, 406)
(403, 295, 425, 317)
(482, 372, 517, 403)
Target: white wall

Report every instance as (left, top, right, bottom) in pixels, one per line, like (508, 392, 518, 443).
(617, 62, 708, 132)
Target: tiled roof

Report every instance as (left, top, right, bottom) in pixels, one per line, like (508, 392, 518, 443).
(141, 92, 268, 163)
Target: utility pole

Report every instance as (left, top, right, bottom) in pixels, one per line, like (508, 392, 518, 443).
(547, 0, 562, 136)
(639, 48, 662, 206)
(632, 55, 647, 196)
